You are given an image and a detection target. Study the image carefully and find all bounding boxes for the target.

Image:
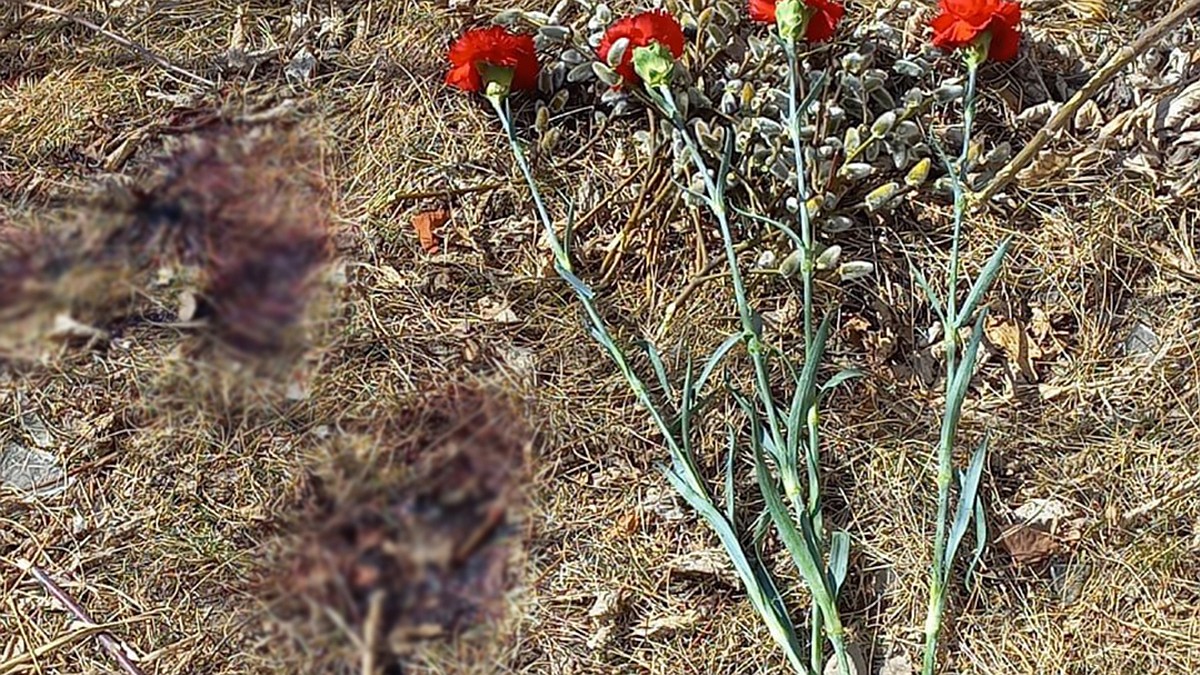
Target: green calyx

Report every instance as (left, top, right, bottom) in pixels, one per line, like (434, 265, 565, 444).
(776, 0, 812, 43)
(478, 62, 516, 100)
(632, 42, 676, 88)
(964, 32, 992, 67)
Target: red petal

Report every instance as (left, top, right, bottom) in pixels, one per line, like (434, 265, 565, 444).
(634, 10, 686, 57)
(445, 27, 539, 93)
(445, 62, 480, 91)
(986, 21, 1020, 61)
(995, 0, 1021, 27)
(749, 0, 777, 24)
(803, 0, 844, 42)
(941, 0, 997, 26)
(599, 11, 684, 86)
(930, 12, 978, 50)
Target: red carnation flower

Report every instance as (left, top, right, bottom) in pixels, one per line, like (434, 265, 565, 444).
(597, 10, 685, 86)
(446, 26, 539, 93)
(931, 0, 1022, 62)
(749, 0, 844, 42)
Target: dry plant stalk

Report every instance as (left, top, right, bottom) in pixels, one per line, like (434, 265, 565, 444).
(14, 560, 146, 675)
(974, 0, 1200, 206)
(7, 0, 215, 86)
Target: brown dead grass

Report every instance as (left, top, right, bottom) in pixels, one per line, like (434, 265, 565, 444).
(1, 0, 1198, 674)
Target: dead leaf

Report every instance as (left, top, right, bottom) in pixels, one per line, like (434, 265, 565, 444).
(1000, 498, 1083, 565)
(668, 548, 736, 585)
(478, 297, 520, 324)
(880, 655, 913, 675)
(999, 522, 1059, 565)
(630, 609, 701, 638)
(410, 208, 447, 254)
(985, 317, 1041, 381)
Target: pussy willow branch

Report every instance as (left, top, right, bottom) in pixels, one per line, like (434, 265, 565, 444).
(973, 0, 1200, 207)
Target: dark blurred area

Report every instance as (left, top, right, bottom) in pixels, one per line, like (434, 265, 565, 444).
(0, 125, 330, 358)
(267, 385, 531, 671)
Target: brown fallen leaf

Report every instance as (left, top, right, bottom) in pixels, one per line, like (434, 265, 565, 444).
(985, 316, 1042, 381)
(411, 208, 447, 254)
(999, 522, 1059, 565)
(999, 498, 1083, 565)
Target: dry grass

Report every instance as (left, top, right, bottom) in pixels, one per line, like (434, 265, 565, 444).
(1, 0, 1198, 674)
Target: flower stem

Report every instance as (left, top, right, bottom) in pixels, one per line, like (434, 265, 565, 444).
(653, 85, 788, 458)
(784, 43, 849, 675)
(488, 95, 573, 273)
(921, 57, 980, 675)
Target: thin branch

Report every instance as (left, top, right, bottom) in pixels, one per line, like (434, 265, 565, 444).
(17, 559, 147, 675)
(390, 181, 504, 202)
(974, 0, 1200, 207)
(10, 0, 215, 87)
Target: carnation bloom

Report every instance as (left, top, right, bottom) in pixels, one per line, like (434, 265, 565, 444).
(749, 0, 844, 42)
(931, 0, 1022, 62)
(446, 26, 539, 95)
(597, 10, 685, 86)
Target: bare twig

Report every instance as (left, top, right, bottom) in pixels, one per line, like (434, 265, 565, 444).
(973, 0, 1200, 207)
(16, 559, 147, 675)
(390, 182, 504, 202)
(10, 0, 215, 87)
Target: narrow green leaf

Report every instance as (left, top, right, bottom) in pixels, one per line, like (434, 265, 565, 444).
(787, 314, 832, 462)
(637, 339, 674, 407)
(940, 309, 989, 442)
(753, 442, 838, 616)
(912, 265, 947, 323)
(752, 508, 772, 549)
(556, 263, 596, 301)
(943, 433, 989, 570)
(679, 360, 696, 457)
(957, 237, 1011, 325)
(662, 466, 807, 672)
(828, 531, 851, 598)
(697, 331, 743, 396)
(730, 204, 805, 251)
(965, 489, 987, 591)
(716, 122, 735, 201)
(563, 195, 577, 253)
(820, 368, 863, 395)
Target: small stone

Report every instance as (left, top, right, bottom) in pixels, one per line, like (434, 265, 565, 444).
(1124, 322, 1159, 357)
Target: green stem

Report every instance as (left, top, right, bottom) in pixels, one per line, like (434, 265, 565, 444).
(655, 85, 788, 458)
(921, 58, 980, 675)
(489, 95, 693, 477)
(784, 45, 816, 354)
(489, 96, 572, 272)
(785, 43, 848, 675)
